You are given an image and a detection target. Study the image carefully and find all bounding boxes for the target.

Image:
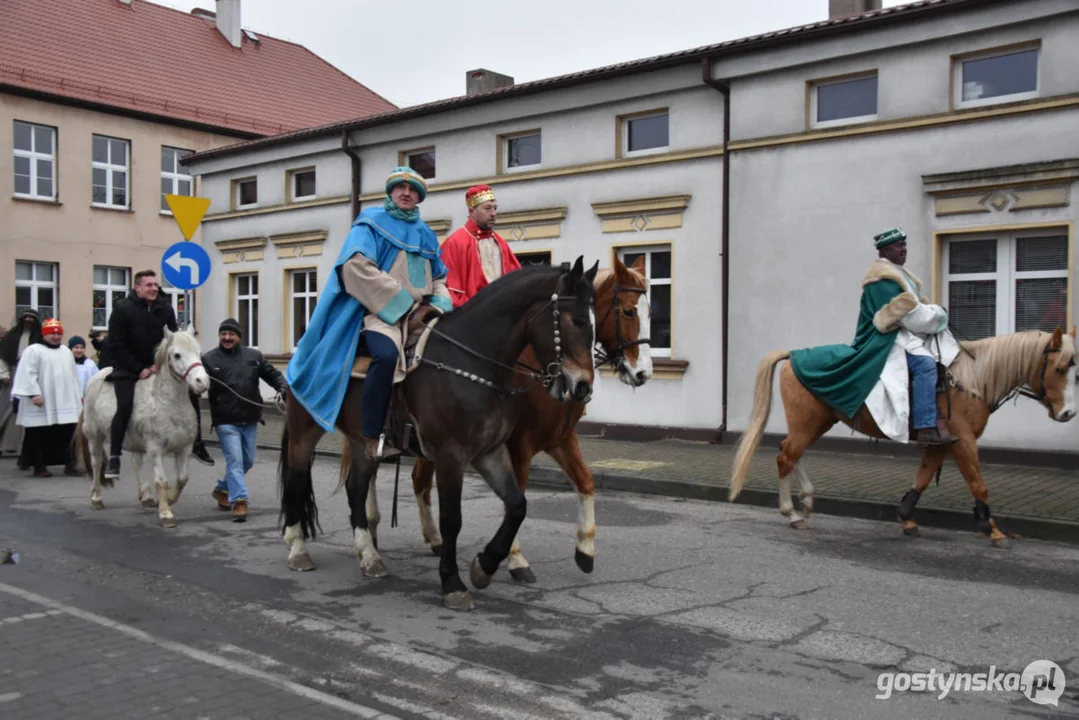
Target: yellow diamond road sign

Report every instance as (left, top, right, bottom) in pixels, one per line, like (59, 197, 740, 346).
(165, 194, 212, 241)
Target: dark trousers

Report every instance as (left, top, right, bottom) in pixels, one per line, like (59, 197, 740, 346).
(361, 331, 397, 439)
(110, 377, 203, 457)
(25, 424, 75, 471)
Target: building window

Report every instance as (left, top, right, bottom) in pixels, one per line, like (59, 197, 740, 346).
(233, 273, 259, 347)
(161, 146, 193, 212)
(504, 132, 541, 171)
(289, 269, 317, 351)
(92, 266, 130, 330)
(405, 148, 436, 180)
(13, 120, 57, 201)
(161, 276, 189, 329)
(955, 46, 1039, 109)
(91, 135, 130, 208)
(622, 111, 669, 156)
(234, 177, 257, 209)
(616, 245, 671, 356)
(810, 74, 878, 128)
(291, 168, 316, 202)
(943, 230, 1068, 341)
(15, 260, 58, 319)
(516, 251, 552, 266)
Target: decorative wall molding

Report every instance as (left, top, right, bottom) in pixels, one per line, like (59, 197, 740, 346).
(426, 218, 452, 242)
(216, 236, 267, 264)
(203, 195, 350, 222)
(591, 194, 691, 233)
(270, 230, 328, 259)
(923, 159, 1077, 217)
(493, 206, 568, 242)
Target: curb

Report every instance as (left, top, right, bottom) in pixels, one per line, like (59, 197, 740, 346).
(231, 440, 1079, 546)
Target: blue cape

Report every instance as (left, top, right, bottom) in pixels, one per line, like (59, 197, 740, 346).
(286, 206, 450, 431)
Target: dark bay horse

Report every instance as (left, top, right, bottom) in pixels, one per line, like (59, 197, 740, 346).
(731, 326, 1077, 547)
(279, 257, 599, 610)
(338, 256, 654, 582)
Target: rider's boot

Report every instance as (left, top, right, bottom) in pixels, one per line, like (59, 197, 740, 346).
(191, 439, 215, 466)
(364, 435, 400, 462)
(104, 455, 121, 479)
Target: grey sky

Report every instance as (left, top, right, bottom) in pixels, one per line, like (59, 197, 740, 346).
(155, 0, 908, 108)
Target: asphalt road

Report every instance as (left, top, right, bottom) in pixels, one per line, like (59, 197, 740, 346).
(0, 452, 1077, 720)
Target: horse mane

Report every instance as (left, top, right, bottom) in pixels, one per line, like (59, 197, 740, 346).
(443, 264, 567, 322)
(947, 330, 1074, 406)
(153, 329, 199, 375)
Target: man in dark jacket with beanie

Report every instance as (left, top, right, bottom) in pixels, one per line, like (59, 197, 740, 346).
(203, 317, 288, 522)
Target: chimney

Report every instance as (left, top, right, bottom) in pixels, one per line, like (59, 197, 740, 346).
(466, 69, 514, 96)
(215, 0, 242, 48)
(828, 0, 881, 19)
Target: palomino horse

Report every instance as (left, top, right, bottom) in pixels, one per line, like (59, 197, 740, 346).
(730, 326, 1077, 547)
(337, 256, 653, 582)
(75, 329, 210, 528)
(279, 258, 599, 610)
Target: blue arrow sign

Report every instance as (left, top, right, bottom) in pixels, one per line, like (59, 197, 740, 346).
(161, 241, 211, 290)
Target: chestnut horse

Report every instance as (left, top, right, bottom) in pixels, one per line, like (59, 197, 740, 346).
(730, 326, 1077, 547)
(339, 256, 653, 582)
(279, 258, 598, 610)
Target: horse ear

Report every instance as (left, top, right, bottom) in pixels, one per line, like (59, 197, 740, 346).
(1051, 325, 1064, 350)
(630, 254, 646, 274)
(571, 255, 584, 278)
(585, 259, 599, 283)
(164, 327, 173, 340)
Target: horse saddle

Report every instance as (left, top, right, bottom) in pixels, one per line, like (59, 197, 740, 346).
(349, 309, 439, 380)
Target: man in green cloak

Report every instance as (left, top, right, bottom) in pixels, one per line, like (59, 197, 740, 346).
(789, 228, 958, 445)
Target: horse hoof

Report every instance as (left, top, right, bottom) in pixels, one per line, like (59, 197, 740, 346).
(509, 567, 537, 584)
(443, 591, 473, 611)
(362, 559, 389, 578)
(790, 520, 809, 530)
(289, 553, 316, 572)
(91, 500, 105, 510)
(991, 537, 1013, 550)
(574, 549, 595, 574)
(430, 544, 442, 556)
(903, 525, 921, 538)
(469, 557, 493, 590)
(160, 517, 178, 529)
(141, 498, 157, 509)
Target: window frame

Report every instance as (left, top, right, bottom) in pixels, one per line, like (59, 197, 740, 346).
(515, 250, 553, 267)
(399, 147, 436, 180)
(91, 265, 131, 331)
(807, 71, 879, 129)
(500, 130, 542, 173)
(161, 276, 190, 330)
(91, 134, 131, 210)
(615, 243, 672, 358)
(941, 227, 1071, 339)
(286, 267, 318, 353)
(14, 260, 59, 320)
(231, 272, 260, 348)
(13, 120, 58, 201)
(952, 43, 1040, 111)
(287, 167, 317, 203)
(160, 146, 194, 214)
(618, 109, 670, 159)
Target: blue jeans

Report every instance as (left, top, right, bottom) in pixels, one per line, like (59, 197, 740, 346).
(360, 331, 397, 439)
(213, 423, 258, 503)
(906, 353, 938, 430)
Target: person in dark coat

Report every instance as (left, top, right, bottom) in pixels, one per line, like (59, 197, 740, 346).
(0, 309, 43, 465)
(102, 269, 214, 479)
(202, 318, 288, 522)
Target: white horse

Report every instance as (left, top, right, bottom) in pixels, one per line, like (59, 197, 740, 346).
(75, 329, 210, 528)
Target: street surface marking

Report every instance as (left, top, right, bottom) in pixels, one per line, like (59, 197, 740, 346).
(0, 581, 400, 719)
(590, 458, 671, 471)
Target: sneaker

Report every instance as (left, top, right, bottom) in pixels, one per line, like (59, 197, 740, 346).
(104, 455, 121, 479)
(232, 499, 248, 523)
(191, 441, 215, 466)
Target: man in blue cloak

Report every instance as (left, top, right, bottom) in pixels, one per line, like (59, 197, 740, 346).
(286, 167, 453, 460)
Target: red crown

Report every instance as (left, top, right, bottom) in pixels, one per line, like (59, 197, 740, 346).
(42, 318, 63, 335)
(465, 184, 496, 209)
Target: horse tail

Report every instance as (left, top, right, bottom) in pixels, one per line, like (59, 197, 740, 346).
(71, 412, 99, 484)
(336, 439, 352, 495)
(729, 349, 789, 502)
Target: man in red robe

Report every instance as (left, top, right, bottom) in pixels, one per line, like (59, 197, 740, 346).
(440, 184, 522, 308)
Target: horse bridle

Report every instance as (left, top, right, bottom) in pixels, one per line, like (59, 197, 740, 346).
(594, 284, 650, 370)
(416, 271, 582, 397)
(169, 359, 203, 383)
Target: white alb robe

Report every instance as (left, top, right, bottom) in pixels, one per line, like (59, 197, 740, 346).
(10, 343, 83, 427)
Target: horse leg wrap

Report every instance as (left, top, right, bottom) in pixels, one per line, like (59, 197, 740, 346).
(897, 489, 921, 521)
(973, 500, 993, 536)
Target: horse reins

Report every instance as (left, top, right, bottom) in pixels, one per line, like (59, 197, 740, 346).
(593, 284, 650, 370)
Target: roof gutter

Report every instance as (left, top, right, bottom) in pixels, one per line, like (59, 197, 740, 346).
(701, 57, 730, 442)
(341, 131, 361, 220)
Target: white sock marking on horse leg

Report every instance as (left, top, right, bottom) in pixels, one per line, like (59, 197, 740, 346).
(414, 491, 441, 547)
(365, 479, 380, 544)
(507, 534, 529, 570)
(152, 453, 173, 521)
(576, 493, 596, 558)
(793, 463, 814, 515)
(778, 475, 795, 516)
(353, 527, 383, 573)
(283, 524, 307, 561)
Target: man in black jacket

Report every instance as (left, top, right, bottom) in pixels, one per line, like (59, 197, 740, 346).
(103, 269, 214, 479)
(203, 317, 288, 522)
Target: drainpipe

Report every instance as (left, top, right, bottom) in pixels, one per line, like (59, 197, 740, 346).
(341, 131, 361, 220)
(701, 57, 730, 442)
